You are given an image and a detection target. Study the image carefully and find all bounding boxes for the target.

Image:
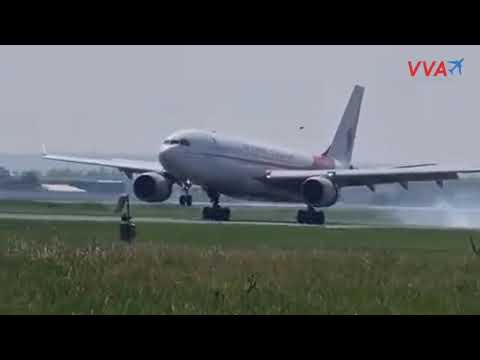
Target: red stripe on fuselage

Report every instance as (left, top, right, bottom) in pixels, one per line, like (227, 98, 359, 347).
(312, 155, 335, 169)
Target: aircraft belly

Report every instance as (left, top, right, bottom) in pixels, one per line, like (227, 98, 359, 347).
(208, 158, 302, 201)
(170, 152, 303, 203)
(169, 152, 244, 188)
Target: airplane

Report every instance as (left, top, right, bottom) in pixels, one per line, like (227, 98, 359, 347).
(42, 84, 480, 224)
(448, 58, 464, 75)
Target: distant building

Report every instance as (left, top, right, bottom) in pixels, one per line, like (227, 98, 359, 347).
(0, 166, 11, 179)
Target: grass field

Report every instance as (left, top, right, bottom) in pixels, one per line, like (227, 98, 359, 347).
(2, 216, 480, 314)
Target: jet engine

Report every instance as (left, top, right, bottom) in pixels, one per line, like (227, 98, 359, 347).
(133, 172, 172, 202)
(301, 176, 338, 207)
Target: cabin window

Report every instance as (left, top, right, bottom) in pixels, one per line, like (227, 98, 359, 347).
(164, 139, 179, 145)
(163, 139, 189, 146)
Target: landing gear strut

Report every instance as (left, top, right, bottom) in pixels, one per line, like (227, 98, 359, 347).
(297, 206, 325, 225)
(202, 189, 230, 221)
(179, 180, 193, 207)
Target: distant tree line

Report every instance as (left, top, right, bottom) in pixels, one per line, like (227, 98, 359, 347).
(0, 166, 125, 190)
(0, 170, 41, 189)
(44, 167, 123, 180)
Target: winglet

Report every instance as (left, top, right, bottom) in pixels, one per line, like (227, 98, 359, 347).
(41, 144, 47, 156)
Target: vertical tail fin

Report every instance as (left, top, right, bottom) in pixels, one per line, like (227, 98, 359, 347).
(324, 85, 365, 166)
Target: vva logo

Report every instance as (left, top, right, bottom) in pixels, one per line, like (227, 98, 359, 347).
(408, 58, 464, 77)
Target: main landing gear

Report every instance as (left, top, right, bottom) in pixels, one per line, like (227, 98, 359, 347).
(297, 206, 325, 225)
(179, 180, 193, 207)
(202, 189, 231, 221)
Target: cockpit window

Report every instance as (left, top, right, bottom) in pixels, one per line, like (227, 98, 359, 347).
(163, 138, 190, 146)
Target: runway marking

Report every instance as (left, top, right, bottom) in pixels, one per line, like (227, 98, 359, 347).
(0, 212, 334, 227)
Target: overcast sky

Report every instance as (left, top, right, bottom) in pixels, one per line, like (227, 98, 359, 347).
(0, 45, 478, 165)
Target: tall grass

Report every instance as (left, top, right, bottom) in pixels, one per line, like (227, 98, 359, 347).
(3, 232, 480, 314)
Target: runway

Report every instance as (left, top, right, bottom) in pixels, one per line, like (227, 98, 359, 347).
(1, 212, 479, 231)
(0, 212, 362, 228)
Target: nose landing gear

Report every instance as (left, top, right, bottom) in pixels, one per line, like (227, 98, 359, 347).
(202, 189, 231, 221)
(297, 206, 325, 225)
(179, 194, 192, 206)
(179, 180, 193, 207)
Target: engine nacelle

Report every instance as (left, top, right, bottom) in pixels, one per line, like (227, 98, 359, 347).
(301, 176, 338, 207)
(133, 172, 172, 202)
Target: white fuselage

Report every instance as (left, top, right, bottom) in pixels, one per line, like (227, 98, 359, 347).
(158, 129, 340, 202)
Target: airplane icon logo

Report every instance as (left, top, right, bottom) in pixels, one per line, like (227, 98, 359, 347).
(448, 58, 464, 75)
(408, 58, 465, 78)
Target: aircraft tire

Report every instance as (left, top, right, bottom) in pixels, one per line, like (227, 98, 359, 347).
(202, 206, 230, 221)
(186, 195, 193, 207)
(297, 209, 325, 225)
(314, 211, 325, 225)
(297, 210, 306, 224)
(221, 207, 231, 221)
(179, 195, 186, 206)
(202, 206, 210, 219)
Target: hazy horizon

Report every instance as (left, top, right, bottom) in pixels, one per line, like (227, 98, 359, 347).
(1, 45, 478, 166)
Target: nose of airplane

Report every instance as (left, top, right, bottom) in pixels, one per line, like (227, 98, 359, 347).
(159, 146, 175, 168)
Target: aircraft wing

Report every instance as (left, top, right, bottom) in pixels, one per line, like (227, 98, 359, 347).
(265, 165, 480, 188)
(43, 153, 164, 174)
(391, 162, 437, 169)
